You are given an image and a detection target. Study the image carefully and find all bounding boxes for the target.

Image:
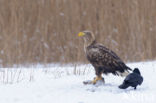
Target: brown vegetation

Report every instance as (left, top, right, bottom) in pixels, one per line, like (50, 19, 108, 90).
(0, 0, 156, 67)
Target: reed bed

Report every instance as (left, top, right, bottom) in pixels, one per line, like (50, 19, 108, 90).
(0, 0, 156, 67)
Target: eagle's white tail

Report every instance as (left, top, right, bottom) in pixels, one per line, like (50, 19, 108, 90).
(117, 71, 130, 77)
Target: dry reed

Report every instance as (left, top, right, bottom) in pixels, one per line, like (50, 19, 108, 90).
(0, 0, 156, 67)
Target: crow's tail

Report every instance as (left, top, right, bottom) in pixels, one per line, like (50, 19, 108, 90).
(119, 84, 129, 89)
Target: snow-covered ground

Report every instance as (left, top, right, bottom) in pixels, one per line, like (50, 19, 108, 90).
(0, 61, 156, 103)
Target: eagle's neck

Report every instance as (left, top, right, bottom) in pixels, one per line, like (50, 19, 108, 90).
(84, 40, 96, 53)
(90, 40, 97, 46)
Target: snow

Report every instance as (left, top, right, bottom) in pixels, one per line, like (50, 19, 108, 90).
(0, 61, 156, 103)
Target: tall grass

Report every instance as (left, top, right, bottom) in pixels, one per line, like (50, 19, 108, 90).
(0, 0, 156, 67)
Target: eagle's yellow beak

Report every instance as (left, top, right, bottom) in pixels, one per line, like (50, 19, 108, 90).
(78, 32, 85, 37)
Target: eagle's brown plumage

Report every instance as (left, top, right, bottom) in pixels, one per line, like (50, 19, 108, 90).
(78, 31, 132, 84)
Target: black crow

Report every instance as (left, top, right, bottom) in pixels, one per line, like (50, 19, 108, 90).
(119, 68, 143, 89)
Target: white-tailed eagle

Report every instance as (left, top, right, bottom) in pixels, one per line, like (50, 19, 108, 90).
(78, 31, 132, 84)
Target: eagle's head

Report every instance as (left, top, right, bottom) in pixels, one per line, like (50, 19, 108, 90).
(78, 31, 95, 47)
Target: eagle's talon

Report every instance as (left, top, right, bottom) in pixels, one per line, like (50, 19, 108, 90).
(83, 77, 105, 85)
(92, 77, 105, 85)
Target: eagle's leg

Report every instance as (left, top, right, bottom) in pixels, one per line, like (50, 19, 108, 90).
(92, 75, 103, 84)
(92, 67, 104, 84)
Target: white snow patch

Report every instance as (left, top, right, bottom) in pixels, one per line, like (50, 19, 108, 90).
(0, 61, 156, 103)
